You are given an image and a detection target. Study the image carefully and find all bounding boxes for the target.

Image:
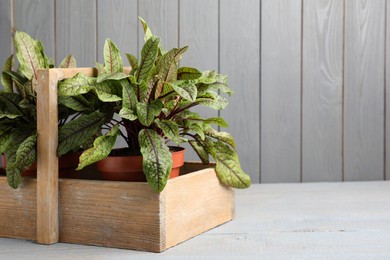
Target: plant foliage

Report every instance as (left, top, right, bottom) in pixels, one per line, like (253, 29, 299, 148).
(58, 18, 251, 192)
(0, 31, 81, 189)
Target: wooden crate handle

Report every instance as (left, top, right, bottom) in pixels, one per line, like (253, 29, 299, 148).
(36, 69, 60, 244)
(35, 67, 131, 244)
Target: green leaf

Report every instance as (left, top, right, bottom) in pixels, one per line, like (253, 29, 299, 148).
(93, 81, 122, 102)
(77, 125, 119, 170)
(185, 117, 228, 128)
(213, 141, 251, 189)
(189, 123, 205, 140)
(57, 73, 95, 96)
(60, 54, 77, 68)
(198, 70, 217, 84)
(0, 93, 24, 117)
(139, 129, 172, 192)
(137, 36, 160, 82)
(154, 47, 189, 99)
(189, 140, 209, 164)
(171, 82, 197, 102)
(139, 17, 154, 42)
(14, 134, 37, 170)
(211, 74, 233, 95)
(157, 56, 177, 84)
(155, 119, 183, 144)
(177, 67, 202, 80)
(0, 109, 22, 119)
(58, 95, 92, 112)
(14, 31, 45, 80)
(126, 53, 138, 69)
(96, 72, 130, 83)
(0, 127, 14, 154)
(196, 93, 228, 110)
(204, 127, 236, 149)
(136, 99, 163, 127)
(6, 166, 21, 189)
(2, 70, 29, 97)
(122, 80, 138, 110)
(104, 38, 123, 73)
(58, 112, 106, 156)
(1, 55, 14, 92)
(119, 107, 138, 121)
(7, 133, 37, 189)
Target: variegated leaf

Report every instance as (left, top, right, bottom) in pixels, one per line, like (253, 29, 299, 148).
(213, 141, 251, 189)
(77, 125, 119, 170)
(60, 55, 77, 68)
(57, 112, 106, 156)
(104, 38, 123, 73)
(1, 55, 14, 92)
(177, 67, 202, 80)
(137, 36, 160, 82)
(58, 73, 95, 96)
(119, 107, 138, 121)
(14, 31, 45, 80)
(139, 129, 172, 192)
(136, 100, 163, 127)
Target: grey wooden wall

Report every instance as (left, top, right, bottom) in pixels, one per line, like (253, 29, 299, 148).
(0, 0, 388, 183)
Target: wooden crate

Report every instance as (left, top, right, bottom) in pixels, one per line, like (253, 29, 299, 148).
(0, 68, 234, 252)
(0, 164, 234, 252)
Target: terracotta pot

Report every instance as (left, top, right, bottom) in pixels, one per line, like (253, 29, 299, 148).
(96, 147, 185, 182)
(1, 152, 81, 177)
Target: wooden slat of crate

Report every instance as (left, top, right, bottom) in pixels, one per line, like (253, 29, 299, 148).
(0, 177, 37, 240)
(0, 164, 234, 252)
(58, 179, 163, 252)
(165, 168, 234, 249)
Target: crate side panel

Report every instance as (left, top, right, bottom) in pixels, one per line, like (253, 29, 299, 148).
(165, 169, 234, 249)
(0, 177, 37, 240)
(58, 179, 163, 252)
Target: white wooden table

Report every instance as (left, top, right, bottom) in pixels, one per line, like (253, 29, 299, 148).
(1, 181, 390, 259)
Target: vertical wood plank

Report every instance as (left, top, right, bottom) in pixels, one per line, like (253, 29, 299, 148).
(0, 0, 12, 79)
(138, 0, 178, 51)
(220, 0, 260, 183)
(97, 0, 138, 64)
(179, 0, 219, 161)
(387, 0, 390, 180)
(302, 0, 343, 182)
(261, 0, 302, 183)
(14, 0, 55, 59)
(36, 69, 59, 244)
(344, 0, 386, 181)
(56, 0, 96, 67)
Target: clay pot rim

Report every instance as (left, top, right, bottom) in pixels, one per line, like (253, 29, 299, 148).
(107, 146, 185, 158)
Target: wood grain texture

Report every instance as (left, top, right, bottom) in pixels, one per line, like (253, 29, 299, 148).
(36, 69, 60, 244)
(165, 168, 234, 249)
(344, 0, 385, 181)
(138, 0, 178, 52)
(0, 0, 12, 87)
(261, 0, 301, 183)
(179, 0, 219, 161)
(387, 0, 390, 181)
(220, 0, 260, 182)
(302, 0, 343, 182)
(14, 0, 55, 59)
(0, 163, 233, 252)
(56, 0, 96, 67)
(97, 0, 137, 64)
(0, 177, 36, 241)
(59, 180, 163, 252)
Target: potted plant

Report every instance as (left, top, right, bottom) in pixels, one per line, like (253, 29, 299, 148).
(0, 31, 84, 188)
(56, 18, 251, 192)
